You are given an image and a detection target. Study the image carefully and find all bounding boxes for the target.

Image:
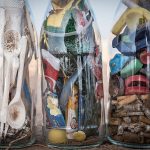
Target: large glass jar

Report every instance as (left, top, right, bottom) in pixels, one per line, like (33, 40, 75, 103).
(0, 0, 35, 148)
(107, 0, 150, 148)
(41, 0, 105, 148)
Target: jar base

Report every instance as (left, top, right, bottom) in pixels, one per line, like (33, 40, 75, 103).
(47, 140, 103, 149)
(0, 137, 35, 149)
(108, 136, 150, 149)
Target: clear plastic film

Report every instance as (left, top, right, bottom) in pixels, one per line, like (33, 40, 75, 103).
(0, 0, 35, 148)
(41, 0, 105, 148)
(107, 0, 150, 148)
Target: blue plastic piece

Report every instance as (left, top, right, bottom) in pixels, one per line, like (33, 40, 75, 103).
(109, 54, 130, 75)
(112, 26, 150, 55)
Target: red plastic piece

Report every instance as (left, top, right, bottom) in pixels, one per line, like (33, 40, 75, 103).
(125, 75, 150, 95)
(140, 49, 150, 64)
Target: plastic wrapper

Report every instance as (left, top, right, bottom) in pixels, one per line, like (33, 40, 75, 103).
(0, 0, 35, 148)
(107, 0, 150, 148)
(41, 0, 105, 148)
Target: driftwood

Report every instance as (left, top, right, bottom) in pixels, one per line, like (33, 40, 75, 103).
(118, 95, 138, 106)
(113, 111, 144, 118)
(110, 93, 150, 144)
(110, 118, 122, 126)
(140, 116, 150, 125)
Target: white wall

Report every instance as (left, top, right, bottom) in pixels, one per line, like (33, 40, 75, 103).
(89, 0, 121, 38)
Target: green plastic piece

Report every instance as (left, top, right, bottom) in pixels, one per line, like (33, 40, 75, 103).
(120, 58, 143, 78)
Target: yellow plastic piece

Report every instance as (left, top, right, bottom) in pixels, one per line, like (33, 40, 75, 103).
(73, 131, 86, 142)
(112, 7, 150, 35)
(48, 129, 67, 144)
(47, 0, 74, 28)
(75, 0, 82, 8)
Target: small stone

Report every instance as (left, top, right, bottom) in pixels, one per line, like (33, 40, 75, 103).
(123, 117, 131, 124)
(117, 125, 124, 135)
(131, 116, 139, 123)
(109, 126, 118, 136)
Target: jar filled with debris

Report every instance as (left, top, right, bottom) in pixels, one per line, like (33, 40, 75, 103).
(0, 0, 35, 148)
(41, 0, 105, 148)
(107, 0, 150, 148)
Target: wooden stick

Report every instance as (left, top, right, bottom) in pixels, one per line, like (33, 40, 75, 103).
(110, 118, 122, 126)
(118, 95, 138, 106)
(139, 116, 150, 125)
(140, 94, 150, 101)
(113, 111, 144, 117)
(117, 95, 132, 102)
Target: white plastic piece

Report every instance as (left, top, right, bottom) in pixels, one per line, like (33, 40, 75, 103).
(5, 8, 23, 34)
(7, 37, 27, 129)
(10, 55, 19, 88)
(1, 52, 13, 135)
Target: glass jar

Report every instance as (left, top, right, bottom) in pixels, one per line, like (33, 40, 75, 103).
(107, 0, 150, 148)
(0, 0, 35, 148)
(41, 0, 105, 148)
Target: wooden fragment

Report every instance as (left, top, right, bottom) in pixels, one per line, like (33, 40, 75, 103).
(117, 95, 131, 102)
(140, 94, 150, 101)
(118, 95, 138, 106)
(110, 118, 122, 126)
(139, 116, 150, 125)
(123, 132, 140, 143)
(113, 111, 144, 118)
